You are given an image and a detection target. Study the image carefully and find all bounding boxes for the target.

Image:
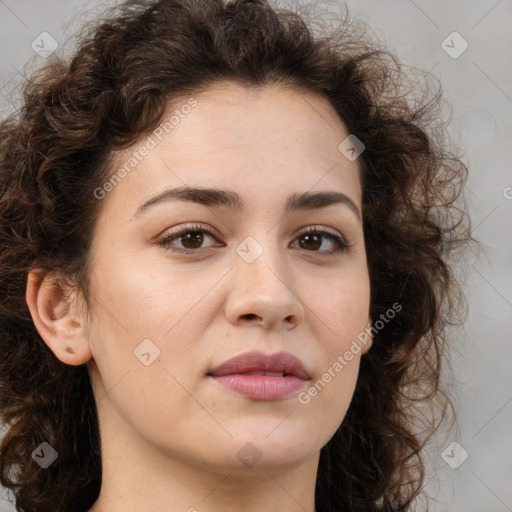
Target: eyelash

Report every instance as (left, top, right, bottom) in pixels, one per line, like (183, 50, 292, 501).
(157, 223, 351, 256)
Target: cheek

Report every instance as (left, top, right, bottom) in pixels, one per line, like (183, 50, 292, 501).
(88, 249, 220, 340)
(299, 267, 369, 425)
(310, 265, 370, 343)
(295, 351, 361, 448)
(85, 254, 219, 403)
(92, 358, 210, 456)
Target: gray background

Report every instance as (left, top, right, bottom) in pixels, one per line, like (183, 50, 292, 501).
(1, 1, 511, 511)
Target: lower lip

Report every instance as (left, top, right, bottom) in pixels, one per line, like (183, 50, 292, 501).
(210, 374, 307, 400)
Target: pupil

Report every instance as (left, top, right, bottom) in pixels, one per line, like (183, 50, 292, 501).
(183, 232, 203, 249)
(180, 232, 323, 251)
(301, 234, 320, 250)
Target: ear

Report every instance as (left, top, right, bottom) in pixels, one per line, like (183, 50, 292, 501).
(360, 317, 373, 355)
(25, 269, 93, 366)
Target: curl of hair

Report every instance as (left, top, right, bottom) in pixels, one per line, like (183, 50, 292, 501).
(0, 0, 474, 511)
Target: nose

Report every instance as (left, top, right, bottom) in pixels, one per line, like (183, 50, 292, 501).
(224, 241, 305, 330)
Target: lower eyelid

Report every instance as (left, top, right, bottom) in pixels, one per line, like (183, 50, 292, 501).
(159, 228, 349, 254)
(159, 229, 217, 249)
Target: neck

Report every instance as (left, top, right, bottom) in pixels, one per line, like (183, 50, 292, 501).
(88, 397, 319, 512)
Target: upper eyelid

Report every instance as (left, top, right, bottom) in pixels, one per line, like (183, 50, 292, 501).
(158, 223, 348, 251)
(160, 223, 345, 240)
(160, 223, 219, 240)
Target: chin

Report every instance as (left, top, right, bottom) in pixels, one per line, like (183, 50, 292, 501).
(174, 429, 321, 474)
(229, 425, 321, 466)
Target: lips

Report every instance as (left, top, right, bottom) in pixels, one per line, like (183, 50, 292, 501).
(208, 351, 310, 401)
(208, 351, 310, 380)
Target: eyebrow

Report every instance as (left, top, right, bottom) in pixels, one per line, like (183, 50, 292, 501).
(134, 186, 361, 220)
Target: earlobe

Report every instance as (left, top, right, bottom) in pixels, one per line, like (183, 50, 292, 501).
(25, 269, 92, 366)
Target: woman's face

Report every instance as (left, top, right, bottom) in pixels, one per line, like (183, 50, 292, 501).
(85, 81, 371, 473)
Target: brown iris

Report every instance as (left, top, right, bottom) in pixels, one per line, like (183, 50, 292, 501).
(298, 233, 322, 251)
(180, 231, 204, 249)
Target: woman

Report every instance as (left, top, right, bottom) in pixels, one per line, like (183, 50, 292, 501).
(0, 0, 473, 511)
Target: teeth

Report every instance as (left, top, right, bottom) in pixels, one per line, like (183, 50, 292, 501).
(242, 371, 287, 377)
(264, 371, 284, 377)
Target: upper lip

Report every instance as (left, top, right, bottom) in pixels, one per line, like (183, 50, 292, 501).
(208, 351, 310, 380)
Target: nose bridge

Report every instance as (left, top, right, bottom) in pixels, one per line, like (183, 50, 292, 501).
(235, 232, 290, 292)
(225, 231, 304, 329)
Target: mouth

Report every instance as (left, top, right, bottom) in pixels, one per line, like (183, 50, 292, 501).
(207, 351, 310, 401)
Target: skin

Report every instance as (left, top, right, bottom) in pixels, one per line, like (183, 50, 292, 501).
(26, 81, 372, 512)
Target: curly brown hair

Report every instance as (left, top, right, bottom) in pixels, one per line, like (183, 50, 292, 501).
(0, 0, 474, 511)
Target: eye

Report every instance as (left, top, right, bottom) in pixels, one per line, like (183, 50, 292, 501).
(291, 225, 350, 255)
(158, 223, 220, 253)
(157, 223, 351, 255)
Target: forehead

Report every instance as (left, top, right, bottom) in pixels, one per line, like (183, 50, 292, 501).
(101, 81, 362, 218)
